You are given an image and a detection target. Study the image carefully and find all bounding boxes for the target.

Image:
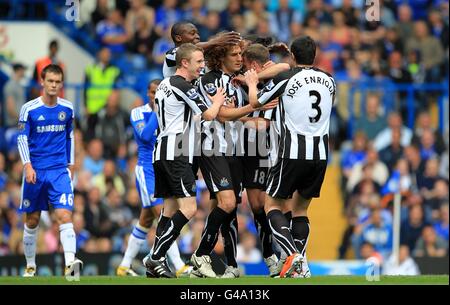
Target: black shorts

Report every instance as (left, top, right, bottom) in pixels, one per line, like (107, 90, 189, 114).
(154, 157, 197, 198)
(266, 159, 327, 199)
(242, 156, 269, 190)
(199, 154, 243, 203)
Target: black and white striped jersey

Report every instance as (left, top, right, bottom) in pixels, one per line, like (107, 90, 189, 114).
(198, 70, 245, 155)
(153, 75, 208, 163)
(258, 67, 336, 161)
(162, 47, 177, 78)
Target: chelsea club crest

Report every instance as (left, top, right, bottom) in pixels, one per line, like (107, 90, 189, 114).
(58, 111, 66, 121)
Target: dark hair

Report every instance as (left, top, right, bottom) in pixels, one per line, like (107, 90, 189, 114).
(175, 43, 203, 68)
(49, 39, 58, 49)
(171, 21, 194, 44)
(204, 35, 245, 71)
(290, 36, 316, 65)
(148, 79, 162, 89)
(243, 34, 273, 47)
(242, 43, 270, 65)
(41, 64, 64, 81)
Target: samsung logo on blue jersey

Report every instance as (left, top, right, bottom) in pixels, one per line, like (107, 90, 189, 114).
(36, 125, 66, 133)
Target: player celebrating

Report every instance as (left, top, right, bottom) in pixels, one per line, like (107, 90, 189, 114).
(117, 79, 191, 277)
(246, 36, 336, 278)
(17, 64, 82, 277)
(163, 21, 241, 78)
(143, 43, 226, 278)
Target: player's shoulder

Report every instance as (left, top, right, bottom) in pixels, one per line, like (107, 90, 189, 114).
(131, 104, 151, 121)
(165, 47, 178, 59)
(169, 74, 194, 91)
(57, 97, 74, 111)
(199, 70, 221, 85)
(273, 68, 301, 83)
(310, 67, 335, 79)
(19, 97, 44, 117)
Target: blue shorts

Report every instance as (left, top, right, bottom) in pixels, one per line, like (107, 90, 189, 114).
(135, 164, 163, 208)
(20, 167, 74, 213)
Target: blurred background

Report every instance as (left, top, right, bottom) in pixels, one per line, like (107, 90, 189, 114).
(0, 0, 448, 276)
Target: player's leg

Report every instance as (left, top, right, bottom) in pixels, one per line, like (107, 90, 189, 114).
(265, 159, 303, 278)
(291, 193, 312, 278)
(20, 171, 46, 277)
(49, 168, 82, 276)
(145, 159, 197, 278)
(192, 156, 235, 277)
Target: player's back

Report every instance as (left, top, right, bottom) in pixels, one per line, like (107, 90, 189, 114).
(130, 104, 155, 166)
(279, 67, 334, 137)
(18, 97, 74, 169)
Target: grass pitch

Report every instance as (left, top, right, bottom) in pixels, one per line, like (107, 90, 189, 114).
(0, 275, 448, 285)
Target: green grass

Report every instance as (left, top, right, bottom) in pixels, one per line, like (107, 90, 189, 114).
(0, 275, 448, 285)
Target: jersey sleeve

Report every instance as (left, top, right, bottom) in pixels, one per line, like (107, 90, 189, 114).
(130, 108, 158, 142)
(66, 109, 75, 166)
(257, 71, 291, 106)
(171, 78, 209, 115)
(17, 104, 32, 165)
(162, 48, 177, 78)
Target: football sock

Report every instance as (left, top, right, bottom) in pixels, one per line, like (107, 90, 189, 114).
(291, 216, 310, 255)
(195, 206, 229, 257)
(23, 224, 38, 268)
(221, 208, 238, 268)
(120, 224, 149, 268)
(284, 211, 292, 223)
(267, 209, 297, 256)
(167, 241, 185, 271)
(59, 223, 76, 266)
(254, 210, 274, 259)
(151, 210, 189, 260)
(155, 213, 170, 245)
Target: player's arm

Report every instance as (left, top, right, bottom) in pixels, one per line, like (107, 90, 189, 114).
(131, 110, 159, 142)
(196, 31, 242, 50)
(246, 69, 288, 108)
(240, 116, 270, 130)
(66, 110, 75, 171)
(172, 81, 225, 121)
(17, 105, 36, 184)
(257, 62, 290, 81)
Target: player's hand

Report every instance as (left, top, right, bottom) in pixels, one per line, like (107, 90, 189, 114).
(24, 163, 36, 184)
(210, 31, 242, 46)
(232, 74, 246, 86)
(260, 98, 279, 111)
(244, 69, 259, 86)
(208, 87, 226, 105)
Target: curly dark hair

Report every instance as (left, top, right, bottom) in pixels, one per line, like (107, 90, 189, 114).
(204, 35, 245, 71)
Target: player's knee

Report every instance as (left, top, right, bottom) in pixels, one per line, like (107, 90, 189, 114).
(181, 204, 197, 219)
(217, 196, 236, 213)
(26, 217, 40, 229)
(56, 212, 73, 224)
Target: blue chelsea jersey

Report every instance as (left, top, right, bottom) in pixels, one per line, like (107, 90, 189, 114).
(17, 97, 74, 170)
(130, 104, 158, 165)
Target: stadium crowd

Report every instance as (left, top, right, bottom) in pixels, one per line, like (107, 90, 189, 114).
(0, 0, 448, 270)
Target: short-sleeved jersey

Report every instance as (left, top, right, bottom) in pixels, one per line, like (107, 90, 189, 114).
(153, 75, 209, 162)
(17, 97, 74, 170)
(130, 104, 157, 166)
(258, 67, 336, 160)
(198, 70, 246, 155)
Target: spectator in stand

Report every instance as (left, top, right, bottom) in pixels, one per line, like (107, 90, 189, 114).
(423, 179, 449, 221)
(128, 15, 160, 66)
(83, 139, 105, 176)
(401, 204, 429, 253)
(418, 129, 439, 161)
(354, 93, 387, 141)
(0, 154, 7, 192)
(395, 4, 414, 46)
(319, 25, 343, 72)
(125, 0, 155, 40)
(302, 14, 321, 42)
(198, 11, 221, 41)
(154, 0, 183, 36)
(3, 63, 26, 128)
(96, 9, 128, 56)
(412, 111, 446, 155)
(95, 95, 129, 159)
(92, 159, 126, 198)
(360, 242, 383, 265)
(220, 0, 244, 31)
(433, 203, 449, 242)
(236, 231, 263, 263)
(417, 158, 443, 198)
(183, 0, 208, 27)
(84, 47, 121, 141)
(413, 225, 448, 257)
(341, 131, 368, 192)
(73, 212, 90, 251)
(330, 10, 351, 48)
(428, 8, 449, 50)
(383, 245, 420, 275)
(405, 21, 445, 83)
(244, 0, 270, 33)
(268, 0, 303, 43)
(379, 127, 404, 173)
(305, 0, 333, 25)
(374, 112, 413, 151)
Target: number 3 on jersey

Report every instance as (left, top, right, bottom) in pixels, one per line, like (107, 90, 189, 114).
(60, 193, 74, 206)
(309, 90, 322, 123)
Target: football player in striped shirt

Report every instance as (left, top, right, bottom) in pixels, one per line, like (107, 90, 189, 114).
(18, 64, 82, 277)
(117, 79, 192, 277)
(246, 36, 336, 278)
